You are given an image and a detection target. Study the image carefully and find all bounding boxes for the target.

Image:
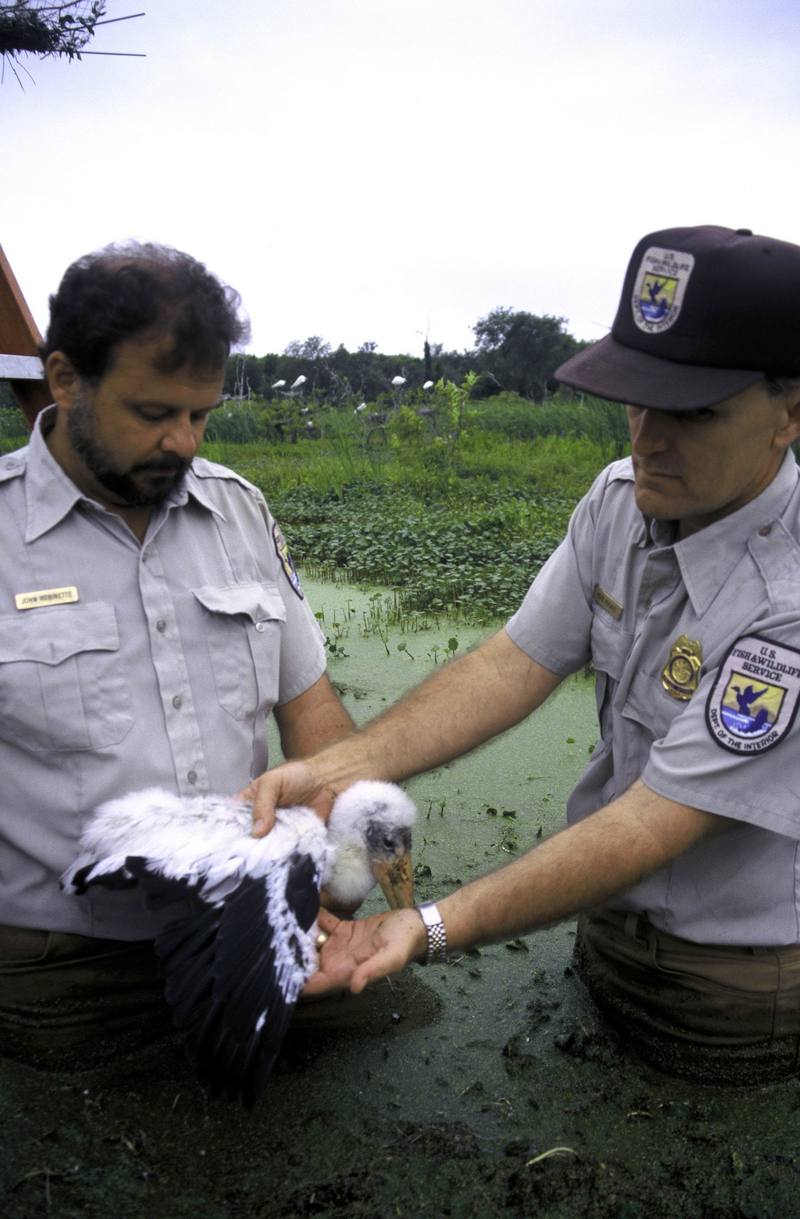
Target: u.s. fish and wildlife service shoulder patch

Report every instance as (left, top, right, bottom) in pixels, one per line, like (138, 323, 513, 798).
(705, 635, 800, 754)
(272, 522, 304, 599)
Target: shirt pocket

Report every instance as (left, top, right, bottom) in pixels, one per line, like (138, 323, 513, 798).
(0, 602, 134, 752)
(589, 610, 633, 732)
(624, 666, 686, 742)
(193, 582, 286, 721)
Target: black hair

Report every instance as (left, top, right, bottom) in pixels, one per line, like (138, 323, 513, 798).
(40, 241, 250, 381)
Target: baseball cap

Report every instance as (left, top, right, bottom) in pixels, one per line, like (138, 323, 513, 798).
(555, 225, 800, 411)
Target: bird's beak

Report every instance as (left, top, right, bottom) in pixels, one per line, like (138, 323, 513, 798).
(372, 852, 414, 909)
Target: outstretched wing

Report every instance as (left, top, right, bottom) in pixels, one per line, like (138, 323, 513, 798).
(127, 849, 322, 1107)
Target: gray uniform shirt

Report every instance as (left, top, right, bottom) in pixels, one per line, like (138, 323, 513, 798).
(0, 410, 326, 938)
(507, 450, 800, 946)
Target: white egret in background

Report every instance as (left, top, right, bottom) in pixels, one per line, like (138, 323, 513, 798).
(391, 376, 406, 387)
(271, 379, 286, 389)
(355, 402, 367, 413)
(290, 375, 307, 390)
(423, 380, 434, 390)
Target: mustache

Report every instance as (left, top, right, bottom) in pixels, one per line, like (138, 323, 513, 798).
(133, 457, 190, 473)
(633, 457, 681, 478)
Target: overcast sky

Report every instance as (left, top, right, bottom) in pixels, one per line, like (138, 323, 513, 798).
(3, 0, 799, 361)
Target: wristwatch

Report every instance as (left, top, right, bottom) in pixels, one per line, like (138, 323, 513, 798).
(416, 901, 448, 964)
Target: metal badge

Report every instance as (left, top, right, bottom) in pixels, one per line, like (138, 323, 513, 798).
(661, 634, 703, 701)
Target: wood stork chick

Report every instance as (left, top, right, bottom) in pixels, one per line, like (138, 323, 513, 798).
(61, 781, 416, 1106)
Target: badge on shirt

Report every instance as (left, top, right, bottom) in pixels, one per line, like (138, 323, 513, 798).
(272, 522, 304, 600)
(661, 635, 702, 700)
(592, 585, 623, 621)
(705, 635, 800, 755)
(15, 585, 79, 611)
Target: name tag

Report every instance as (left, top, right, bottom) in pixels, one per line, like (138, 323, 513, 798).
(15, 586, 79, 611)
(592, 584, 623, 621)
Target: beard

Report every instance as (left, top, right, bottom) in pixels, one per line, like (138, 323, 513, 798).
(67, 392, 190, 507)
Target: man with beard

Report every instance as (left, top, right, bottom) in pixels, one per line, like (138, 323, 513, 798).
(0, 242, 353, 1065)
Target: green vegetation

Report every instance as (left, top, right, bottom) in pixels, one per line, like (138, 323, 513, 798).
(0, 405, 27, 441)
(205, 387, 628, 623)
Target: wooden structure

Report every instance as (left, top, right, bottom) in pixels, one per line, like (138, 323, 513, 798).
(0, 243, 50, 428)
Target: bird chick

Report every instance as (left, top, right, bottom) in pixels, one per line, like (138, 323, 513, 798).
(324, 779, 415, 911)
(62, 780, 416, 1106)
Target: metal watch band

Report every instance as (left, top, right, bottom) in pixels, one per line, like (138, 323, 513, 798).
(416, 901, 448, 964)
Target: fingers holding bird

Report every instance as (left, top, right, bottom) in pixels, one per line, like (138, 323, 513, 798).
(304, 908, 427, 997)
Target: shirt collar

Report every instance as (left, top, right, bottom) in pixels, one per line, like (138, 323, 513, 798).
(23, 407, 224, 541)
(670, 450, 799, 616)
(180, 466, 227, 519)
(24, 407, 85, 541)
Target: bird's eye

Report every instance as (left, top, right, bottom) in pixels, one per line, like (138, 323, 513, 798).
(382, 834, 396, 851)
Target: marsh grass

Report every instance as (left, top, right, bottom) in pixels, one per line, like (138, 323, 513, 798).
(203, 392, 623, 622)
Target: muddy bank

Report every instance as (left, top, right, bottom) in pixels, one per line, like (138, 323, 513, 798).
(2, 579, 799, 1218)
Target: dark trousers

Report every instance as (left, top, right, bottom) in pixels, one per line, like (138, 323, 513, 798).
(0, 923, 438, 1071)
(0, 924, 174, 1069)
(574, 910, 800, 1084)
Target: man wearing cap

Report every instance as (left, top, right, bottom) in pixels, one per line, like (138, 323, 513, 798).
(248, 225, 800, 1083)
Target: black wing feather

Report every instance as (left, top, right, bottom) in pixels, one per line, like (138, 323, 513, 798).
(67, 844, 323, 1106)
(68, 861, 138, 895)
(155, 849, 321, 1106)
(285, 853, 323, 932)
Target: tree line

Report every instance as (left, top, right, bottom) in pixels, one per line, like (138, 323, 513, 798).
(223, 309, 588, 405)
(0, 308, 589, 418)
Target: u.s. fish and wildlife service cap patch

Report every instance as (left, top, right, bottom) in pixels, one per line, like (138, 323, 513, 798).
(632, 245, 695, 334)
(706, 635, 800, 754)
(272, 522, 304, 599)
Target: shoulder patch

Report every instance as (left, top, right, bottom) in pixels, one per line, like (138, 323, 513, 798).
(272, 522, 304, 600)
(705, 634, 800, 755)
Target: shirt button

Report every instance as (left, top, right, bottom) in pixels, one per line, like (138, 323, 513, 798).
(187, 770, 197, 785)
(172, 694, 183, 709)
(758, 525, 771, 537)
(255, 622, 266, 632)
(156, 619, 167, 633)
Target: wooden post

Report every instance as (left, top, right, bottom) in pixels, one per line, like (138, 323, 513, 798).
(0, 243, 51, 428)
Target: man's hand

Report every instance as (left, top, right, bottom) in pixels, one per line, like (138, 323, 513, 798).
(303, 907, 426, 996)
(240, 761, 338, 837)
